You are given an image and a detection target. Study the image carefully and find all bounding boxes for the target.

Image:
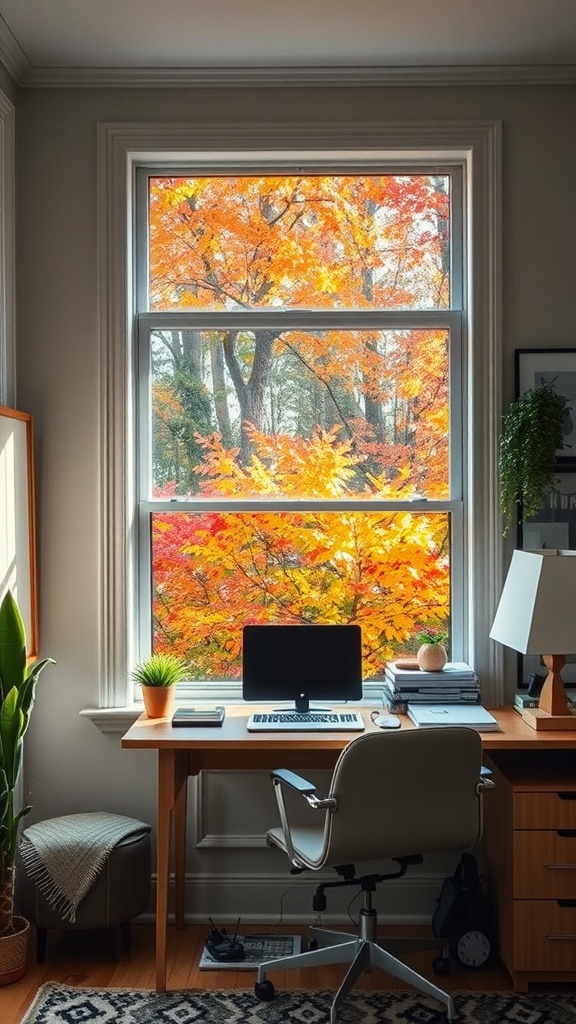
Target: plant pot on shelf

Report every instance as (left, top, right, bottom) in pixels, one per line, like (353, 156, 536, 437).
(417, 644, 448, 672)
(141, 685, 175, 719)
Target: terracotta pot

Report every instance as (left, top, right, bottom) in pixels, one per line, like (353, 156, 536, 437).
(0, 915, 29, 986)
(141, 685, 175, 719)
(417, 643, 447, 672)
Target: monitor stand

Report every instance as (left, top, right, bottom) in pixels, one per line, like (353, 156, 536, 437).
(272, 697, 331, 714)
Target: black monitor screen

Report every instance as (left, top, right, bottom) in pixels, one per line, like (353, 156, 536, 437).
(242, 624, 363, 713)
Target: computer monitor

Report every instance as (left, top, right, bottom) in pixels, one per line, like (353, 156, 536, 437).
(242, 624, 363, 714)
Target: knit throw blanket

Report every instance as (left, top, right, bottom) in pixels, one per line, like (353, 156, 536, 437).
(19, 812, 151, 923)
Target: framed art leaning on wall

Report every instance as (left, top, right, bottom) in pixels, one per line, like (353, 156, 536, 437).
(0, 405, 38, 657)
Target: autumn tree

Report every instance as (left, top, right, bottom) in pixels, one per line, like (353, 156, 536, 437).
(145, 173, 452, 675)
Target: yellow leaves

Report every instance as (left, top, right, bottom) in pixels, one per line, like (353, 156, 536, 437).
(148, 173, 451, 313)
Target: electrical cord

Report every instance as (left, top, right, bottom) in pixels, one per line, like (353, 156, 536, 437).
(257, 886, 298, 935)
(347, 887, 362, 929)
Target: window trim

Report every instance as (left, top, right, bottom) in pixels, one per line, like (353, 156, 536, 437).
(0, 89, 15, 408)
(95, 120, 502, 710)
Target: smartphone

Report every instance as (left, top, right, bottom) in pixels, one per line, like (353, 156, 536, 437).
(171, 706, 225, 727)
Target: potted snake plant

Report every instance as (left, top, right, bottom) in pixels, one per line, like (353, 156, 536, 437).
(0, 589, 54, 983)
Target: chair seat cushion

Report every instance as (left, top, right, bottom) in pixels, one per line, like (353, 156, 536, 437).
(268, 824, 326, 868)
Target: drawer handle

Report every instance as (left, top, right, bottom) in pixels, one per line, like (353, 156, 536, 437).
(558, 793, 576, 801)
(546, 934, 576, 941)
(558, 830, 576, 838)
(545, 863, 576, 869)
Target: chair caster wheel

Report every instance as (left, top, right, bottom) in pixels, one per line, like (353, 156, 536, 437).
(254, 980, 275, 1001)
(307, 939, 318, 951)
(432, 956, 451, 975)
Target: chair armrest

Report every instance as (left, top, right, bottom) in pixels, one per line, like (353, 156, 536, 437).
(270, 767, 336, 869)
(271, 768, 317, 795)
(478, 764, 495, 793)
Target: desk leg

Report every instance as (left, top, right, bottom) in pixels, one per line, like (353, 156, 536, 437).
(173, 757, 190, 930)
(156, 750, 176, 993)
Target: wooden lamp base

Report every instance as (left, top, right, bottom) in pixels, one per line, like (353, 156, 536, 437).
(522, 654, 576, 731)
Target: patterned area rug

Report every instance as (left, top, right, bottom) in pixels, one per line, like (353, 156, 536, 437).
(20, 983, 576, 1024)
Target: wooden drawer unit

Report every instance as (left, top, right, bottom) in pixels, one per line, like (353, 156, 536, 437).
(514, 791, 576, 829)
(514, 831, 576, 898)
(484, 753, 576, 991)
(513, 901, 576, 971)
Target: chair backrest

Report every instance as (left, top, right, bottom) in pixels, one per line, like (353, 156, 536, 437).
(319, 727, 484, 868)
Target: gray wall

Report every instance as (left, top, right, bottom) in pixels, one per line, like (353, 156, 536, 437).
(13, 82, 576, 922)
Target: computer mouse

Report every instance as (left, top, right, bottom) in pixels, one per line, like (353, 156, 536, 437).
(373, 714, 402, 729)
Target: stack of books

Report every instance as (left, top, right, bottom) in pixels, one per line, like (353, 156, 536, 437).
(382, 661, 480, 715)
(513, 690, 576, 714)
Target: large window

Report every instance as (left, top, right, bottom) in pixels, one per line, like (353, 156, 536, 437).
(93, 122, 501, 714)
(135, 167, 465, 685)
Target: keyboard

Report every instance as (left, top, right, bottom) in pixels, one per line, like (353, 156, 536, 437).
(246, 711, 365, 732)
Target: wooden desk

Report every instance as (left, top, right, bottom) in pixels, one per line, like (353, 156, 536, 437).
(122, 706, 576, 992)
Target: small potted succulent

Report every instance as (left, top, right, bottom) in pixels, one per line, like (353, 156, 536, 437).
(131, 653, 189, 718)
(413, 628, 449, 672)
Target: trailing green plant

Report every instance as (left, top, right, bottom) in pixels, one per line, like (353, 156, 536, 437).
(130, 652, 189, 688)
(498, 381, 567, 536)
(0, 589, 54, 932)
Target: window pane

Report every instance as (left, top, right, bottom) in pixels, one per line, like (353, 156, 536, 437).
(150, 328, 449, 500)
(150, 510, 450, 681)
(148, 174, 450, 312)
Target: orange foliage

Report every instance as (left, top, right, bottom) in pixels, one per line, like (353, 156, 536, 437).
(152, 432, 449, 680)
(146, 174, 453, 678)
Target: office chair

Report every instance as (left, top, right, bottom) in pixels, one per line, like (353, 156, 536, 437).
(254, 727, 493, 1024)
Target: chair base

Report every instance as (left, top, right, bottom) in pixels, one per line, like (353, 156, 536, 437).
(256, 926, 456, 1024)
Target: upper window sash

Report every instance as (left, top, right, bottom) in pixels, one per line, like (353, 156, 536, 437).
(135, 164, 464, 316)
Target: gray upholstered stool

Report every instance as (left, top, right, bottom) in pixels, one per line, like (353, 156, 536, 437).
(16, 814, 151, 963)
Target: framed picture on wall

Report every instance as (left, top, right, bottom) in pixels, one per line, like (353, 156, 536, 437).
(0, 406, 38, 658)
(515, 348, 576, 462)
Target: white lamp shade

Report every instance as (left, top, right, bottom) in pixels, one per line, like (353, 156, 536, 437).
(489, 549, 576, 655)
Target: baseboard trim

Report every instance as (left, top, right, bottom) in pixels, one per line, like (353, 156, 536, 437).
(140, 872, 442, 925)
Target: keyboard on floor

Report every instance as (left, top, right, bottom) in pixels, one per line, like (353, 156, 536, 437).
(246, 711, 365, 732)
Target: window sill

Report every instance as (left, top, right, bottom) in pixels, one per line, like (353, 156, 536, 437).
(82, 685, 383, 734)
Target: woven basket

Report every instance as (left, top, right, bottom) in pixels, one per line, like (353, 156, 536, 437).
(0, 916, 30, 985)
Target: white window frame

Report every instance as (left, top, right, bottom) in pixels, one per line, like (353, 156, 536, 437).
(93, 120, 502, 716)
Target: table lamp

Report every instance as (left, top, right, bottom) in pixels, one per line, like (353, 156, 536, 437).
(489, 548, 576, 731)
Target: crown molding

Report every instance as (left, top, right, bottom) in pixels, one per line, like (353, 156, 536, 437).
(11, 62, 576, 89)
(0, 15, 31, 85)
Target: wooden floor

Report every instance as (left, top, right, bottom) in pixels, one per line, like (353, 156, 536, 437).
(0, 922, 515, 1024)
